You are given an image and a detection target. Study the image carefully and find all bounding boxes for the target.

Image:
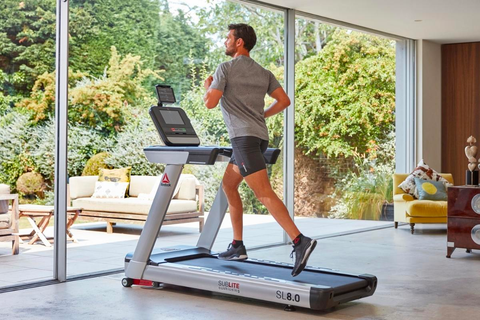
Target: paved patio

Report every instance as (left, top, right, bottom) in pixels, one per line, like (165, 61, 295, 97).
(0, 214, 392, 289)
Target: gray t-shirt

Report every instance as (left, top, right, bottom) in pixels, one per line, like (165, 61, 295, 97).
(210, 55, 282, 140)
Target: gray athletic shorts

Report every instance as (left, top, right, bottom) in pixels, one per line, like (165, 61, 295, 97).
(230, 136, 269, 177)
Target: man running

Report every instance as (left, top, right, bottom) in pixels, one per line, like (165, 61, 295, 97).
(203, 23, 316, 277)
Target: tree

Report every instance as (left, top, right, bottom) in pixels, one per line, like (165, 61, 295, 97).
(0, 0, 104, 94)
(295, 19, 335, 61)
(195, 1, 285, 68)
(154, 4, 210, 97)
(295, 29, 396, 158)
(70, 0, 160, 76)
(0, 0, 57, 93)
(17, 47, 163, 135)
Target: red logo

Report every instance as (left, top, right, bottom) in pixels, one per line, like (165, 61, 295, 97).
(218, 280, 240, 293)
(162, 173, 170, 184)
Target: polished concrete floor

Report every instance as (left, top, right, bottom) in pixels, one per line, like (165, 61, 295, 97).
(0, 215, 389, 287)
(1, 223, 479, 320)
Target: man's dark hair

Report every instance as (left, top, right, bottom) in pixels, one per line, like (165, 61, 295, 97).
(228, 23, 257, 52)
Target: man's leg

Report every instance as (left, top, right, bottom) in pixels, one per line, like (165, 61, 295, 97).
(222, 163, 244, 240)
(218, 163, 248, 261)
(243, 168, 300, 240)
(244, 168, 317, 276)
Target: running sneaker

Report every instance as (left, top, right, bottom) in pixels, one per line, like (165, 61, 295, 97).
(290, 236, 317, 277)
(218, 243, 248, 261)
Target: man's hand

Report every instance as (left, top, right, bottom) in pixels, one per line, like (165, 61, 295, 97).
(204, 76, 213, 90)
(264, 87, 291, 118)
(203, 75, 223, 109)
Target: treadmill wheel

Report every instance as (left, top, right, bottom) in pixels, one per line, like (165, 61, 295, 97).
(122, 278, 133, 287)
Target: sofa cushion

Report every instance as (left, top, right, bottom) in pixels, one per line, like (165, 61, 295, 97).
(398, 160, 452, 198)
(406, 200, 448, 218)
(174, 175, 197, 200)
(72, 197, 197, 215)
(70, 176, 99, 199)
(130, 175, 182, 199)
(129, 176, 160, 197)
(415, 178, 448, 201)
(0, 212, 11, 229)
(91, 181, 129, 199)
(99, 167, 131, 196)
(98, 167, 131, 183)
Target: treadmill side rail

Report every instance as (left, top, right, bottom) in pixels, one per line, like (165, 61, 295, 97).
(141, 263, 313, 309)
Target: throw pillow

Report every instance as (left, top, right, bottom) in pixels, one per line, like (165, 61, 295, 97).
(91, 181, 129, 199)
(98, 167, 131, 183)
(398, 160, 452, 198)
(414, 178, 448, 201)
(98, 167, 131, 196)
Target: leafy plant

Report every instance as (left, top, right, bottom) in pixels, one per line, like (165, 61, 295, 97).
(28, 119, 114, 183)
(82, 152, 111, 176)
(0, 112, 35, 190)
(295, 29, 396, 158)
(16, 172, 45, 196)
(329, 132, 395, 220)
(104, 113, 164, 176)
(17, 47, 162, 134)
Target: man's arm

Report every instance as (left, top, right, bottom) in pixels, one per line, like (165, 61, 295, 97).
(203, 75, 223, 109)
(264, 87, 291, 118)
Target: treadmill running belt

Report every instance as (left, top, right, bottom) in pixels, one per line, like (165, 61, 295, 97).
(172, 256, 367, 295)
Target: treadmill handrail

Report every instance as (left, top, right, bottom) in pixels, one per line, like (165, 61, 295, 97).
(144, 150, 189, 165)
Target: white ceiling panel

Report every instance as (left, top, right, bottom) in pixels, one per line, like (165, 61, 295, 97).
(259, 0, 480, 43)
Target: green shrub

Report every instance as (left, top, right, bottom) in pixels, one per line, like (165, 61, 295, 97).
(0, 112, 36, 191)
(30, 119, 114, 182)
(105, 112, 164, 176)
(16, 172, 46, 195)
(295, 29, 395, 158)
(329, 132, 395, 220)
(82, 152, 111, 176)
(17, 47, 162, 135)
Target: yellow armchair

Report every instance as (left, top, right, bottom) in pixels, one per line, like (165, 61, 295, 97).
(393, 173, 454, 234)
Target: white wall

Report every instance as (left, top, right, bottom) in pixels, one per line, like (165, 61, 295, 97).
(416, 40, 442, 170)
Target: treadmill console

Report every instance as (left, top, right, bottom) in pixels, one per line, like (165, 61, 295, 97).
(155, 85, 176, 104)
(150, 84, 200, 146)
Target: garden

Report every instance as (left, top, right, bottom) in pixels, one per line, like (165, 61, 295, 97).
(0, 0, 396, 221)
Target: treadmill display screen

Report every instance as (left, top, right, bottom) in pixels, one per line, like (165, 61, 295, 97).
(156, 85, 176, 104)
(160, 110, 185, 125)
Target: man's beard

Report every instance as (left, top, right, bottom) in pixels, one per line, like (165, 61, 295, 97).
(225, 47, 236, 57)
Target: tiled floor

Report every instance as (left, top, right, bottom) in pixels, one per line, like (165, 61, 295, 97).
(0, 214, 391, 288)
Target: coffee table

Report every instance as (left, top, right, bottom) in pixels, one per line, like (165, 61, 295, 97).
(19, 205, 81, 246)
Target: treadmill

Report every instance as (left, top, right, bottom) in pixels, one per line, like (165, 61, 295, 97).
(123, 85, 377, 311)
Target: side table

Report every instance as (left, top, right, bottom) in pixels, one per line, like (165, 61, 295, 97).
(447, 186, 480, 258)
(19, 205, 81, 247)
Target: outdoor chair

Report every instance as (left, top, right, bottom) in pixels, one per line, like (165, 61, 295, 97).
(0, 184, 20, 255)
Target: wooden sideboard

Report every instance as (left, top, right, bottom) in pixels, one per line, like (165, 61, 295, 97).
(447, 186, 480, 258)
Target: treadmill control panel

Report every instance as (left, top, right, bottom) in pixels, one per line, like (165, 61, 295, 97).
(149, 106, 200, 146)
(150, 84, 200, 146)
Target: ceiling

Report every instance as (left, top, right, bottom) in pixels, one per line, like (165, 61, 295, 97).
(260, 0, 480, 44)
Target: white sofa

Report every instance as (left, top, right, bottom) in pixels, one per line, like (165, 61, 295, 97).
(69, 174, 204, 233)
